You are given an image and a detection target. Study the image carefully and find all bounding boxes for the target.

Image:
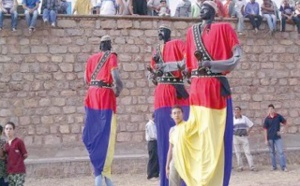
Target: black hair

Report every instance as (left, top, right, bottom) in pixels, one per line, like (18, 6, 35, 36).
(6, 121, 15, 129)
(235, 106, 241, 110)
(152, 113, 155, 119)
(172, 105, 184, 113)
(268, 104, 275, 109)
(0, 125, 3, 133)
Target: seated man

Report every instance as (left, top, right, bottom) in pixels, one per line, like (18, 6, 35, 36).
(244, 0, 263, 33)
(22, 0, 40, 33)
(0, 0, 18, 31)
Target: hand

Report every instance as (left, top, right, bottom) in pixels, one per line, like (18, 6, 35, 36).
(265, 140, 269, 146)
(2, 9, 8, 13)
(277, 131, 282, 136)
(166, 167, 170, 179)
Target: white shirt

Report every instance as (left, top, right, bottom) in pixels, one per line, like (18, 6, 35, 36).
(145, 120, 157, 141)
(98, 0, 117, 15)
(233, 115, 254, 131)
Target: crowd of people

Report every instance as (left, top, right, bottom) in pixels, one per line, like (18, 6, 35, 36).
(0, 122, 28, 186)
(1, 0, 299, 33)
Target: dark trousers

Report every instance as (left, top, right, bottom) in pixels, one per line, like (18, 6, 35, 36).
(132, 0, 147, 15)
(246, 15, 262, 29)
(0, 177, 8, 186)
(147, 140, 159, 179)
(282, 16, 300, 32)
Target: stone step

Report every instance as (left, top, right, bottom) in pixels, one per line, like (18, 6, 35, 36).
(26, 148, 300, 178)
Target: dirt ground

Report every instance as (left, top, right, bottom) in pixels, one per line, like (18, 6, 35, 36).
(26, 165, 300, 186)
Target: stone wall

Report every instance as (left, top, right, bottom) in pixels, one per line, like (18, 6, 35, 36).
(0, 15, 299, 150)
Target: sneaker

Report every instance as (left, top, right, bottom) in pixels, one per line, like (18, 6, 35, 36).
(251, 167, 257, 172)
(237, 167, 243, 172)
(43, 19, 48, 24)
(12, 28, 17, 32)
(282, 168, 288, 172)
(51, 22, 56, 27)
(255, 28, 258, 34)
(0, 27, 2, 31)
(272, 167, 277, 171)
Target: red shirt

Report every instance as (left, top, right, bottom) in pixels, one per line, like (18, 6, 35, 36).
(5, 138, 27, 174)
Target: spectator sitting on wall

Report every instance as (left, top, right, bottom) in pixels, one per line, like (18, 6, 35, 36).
(57, 0, 68, 14)
(224, 0, 235, 18)
(244, 0, 263, 33)
(158, 0, 170, 16)
(0, 125, 8, 186)
(72, 0, 92, 15)
(22, 0, 40, 33)
(174, 0, 191, 17)
(97, 0, 118, 15)
(0, 0, 18, 32)
(261, 0, 277, 35)
(147, 0, 160, 16)
(42, 0, 59, 27)
(191, 0, 204, 18)
(214, 0, 226, 18)
(235, 0, 247, 35)
(293, 2, 300, 33)
(280, 0, 299, 32)
(118, 0, 134, 15)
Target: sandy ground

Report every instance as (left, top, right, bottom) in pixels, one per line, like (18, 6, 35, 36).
(25, 165, 300, 186)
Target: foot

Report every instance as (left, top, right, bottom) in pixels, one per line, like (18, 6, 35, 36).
(272, 167, 277, 171)
(282, 168, 288, 172)
(255, 28, 258, 34)
(51, 22, 56, 27)
(44, 19, 48, 24)
(250, 167, 257, 172)
(0, 27, 2, 31)
(12, 28, 17, 32)
(237, 167, 243, 172)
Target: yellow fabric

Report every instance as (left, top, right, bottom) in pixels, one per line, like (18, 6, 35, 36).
(73, 0, 92, 15)
(102, 113, 117, 179)
(173, 106, 227, 186)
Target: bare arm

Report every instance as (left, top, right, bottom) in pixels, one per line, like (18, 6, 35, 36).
(154, 59, 186, 72)
(202, 45, 242, 73)
(264, 129, 268, 145)
(111, 69, 123, 97)
(165, 143, 173, 179)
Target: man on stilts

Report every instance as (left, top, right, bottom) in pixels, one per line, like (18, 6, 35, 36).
(83, 35, 123, 186)
(173, 1, 242, 186)
(148, 25, 189, 186)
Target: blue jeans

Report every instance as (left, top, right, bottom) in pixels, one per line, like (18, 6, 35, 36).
(42, 9, 57, 24)
(263, 14, 277, 31)
(0, 8, 18, 29)
(268, 138, 286, 170)
(95, 175, 113, 186)
(24, 9, 38, 28)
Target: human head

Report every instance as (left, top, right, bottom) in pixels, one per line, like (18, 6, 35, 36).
(171, 105, 184, 124)
(200, 1, 217, 22)
(234, 106, 242, 117)
(5, 121, 16, 138)
(250, 0, 255, 3)
(151, 113, 155, 119)
(282, 0, 289, 5)
(158, 25, 171, 43)
(160, 0, 166, 5)
(268, 104, 275, 115)
(99, 35, 112, 51)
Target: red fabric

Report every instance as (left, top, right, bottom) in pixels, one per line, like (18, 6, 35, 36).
(5, 138, 27, 174)
(215, 0, 226, 17)
(84, 52, 117, 112)
(151, 39, 186, 78)
(151, 39, 189, 109)
(186, 22, 239, 72)
(224, 0, 231, 17)
(186, 23, 239, 109)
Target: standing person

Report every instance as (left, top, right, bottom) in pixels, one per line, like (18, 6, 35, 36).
(72, 0, 92, 15)
(173, 1, 241, 185)
(263, 104, 288, 171)
(4, 122, 28, 186)
(261, 0, 277, 35)
(147, 25, 189, 186)
(147, 0, 160, 16)
(145, 114, 159, 180)
(280, 0, 297, 32)
(244, 0, 263, 33)
(42, 0, 59, 27)
(22, 0, 40, 33)
(131, 0, 147, 15)
(174, 0, 191, 17)
(233, 106, 256, 172)
(0, 0, 18, 31)
(118, 0, 134, 15)
(98, 0, 118, 15)
(224, 0, 235, 18)
(191, 0, 204, 18)
(83, 35, 123, 186)
(235, 0, 247, 35)
(165, 106, 184, 186)
(293, 2, 300, 33)
(0, 125, 8, 186)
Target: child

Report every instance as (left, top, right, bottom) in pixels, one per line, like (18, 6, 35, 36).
(145, 114, 159, 180)
(158, 0, 170, 16)
(4, 122, 28, 186)
(166, 106, 184, 186)
(234, 0, 247, 35)
(42, 0, 59, 27)
(0, 125, 8, 186)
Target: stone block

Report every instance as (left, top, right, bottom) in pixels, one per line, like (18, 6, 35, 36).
(60, 125, 70, 134)
(100, 20, 117, 29)
(123, 63, 137, 71)
(62, 135, 77, 143)
(57, 20, 77, 28)
(59, 63, 73, 72)
(44, 135, 61, 145)
(117, 132, 131, 142)
(31, 46, 48, 53)
(41, 116, 54, 124)
(49, 45, 68, 54)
